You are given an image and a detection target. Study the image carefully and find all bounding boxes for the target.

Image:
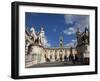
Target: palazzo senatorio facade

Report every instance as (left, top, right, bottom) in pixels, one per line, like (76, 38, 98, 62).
(25, 26, 89, 68)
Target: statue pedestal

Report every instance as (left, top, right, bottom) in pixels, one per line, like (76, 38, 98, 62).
(30, 45, 46, 65)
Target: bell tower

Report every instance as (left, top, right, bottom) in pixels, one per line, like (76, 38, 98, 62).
(59, 33, 63, 47)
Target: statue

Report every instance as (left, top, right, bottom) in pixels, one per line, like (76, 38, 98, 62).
(29, 26, 46, 47)
(33, 32, 40, 45)
(85, 25, 89, 36)
(38, 27, 45, 47)
(30, 27, 37, 43)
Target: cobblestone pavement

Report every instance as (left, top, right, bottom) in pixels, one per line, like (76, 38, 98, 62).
(27, 61, 86, 68)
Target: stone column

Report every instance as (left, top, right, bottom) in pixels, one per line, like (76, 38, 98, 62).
(51, 50, 55, 62)
(57, 50, 60, 61)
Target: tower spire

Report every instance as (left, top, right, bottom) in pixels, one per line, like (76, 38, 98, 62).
(59, 32, 63, 47)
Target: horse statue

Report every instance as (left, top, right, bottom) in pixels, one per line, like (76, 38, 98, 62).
(30, 27, 37, 43)
(30, 26, 46, 47)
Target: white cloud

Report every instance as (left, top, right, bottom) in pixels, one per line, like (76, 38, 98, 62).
(72, 39, 77, 42)
(63, 27, 76, 35)
(64, 15, 74, 24)
(66, 42, 75, 47)
(65, 39, 77, 47)
(44, 36, 51, 47)
(46, 42, 51, 47)
(64, 15, 89, 32)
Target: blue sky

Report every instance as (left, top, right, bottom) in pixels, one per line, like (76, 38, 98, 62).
(25, 12, 89, 47)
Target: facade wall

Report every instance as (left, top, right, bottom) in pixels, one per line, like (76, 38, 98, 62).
(25, 46, 77, 67)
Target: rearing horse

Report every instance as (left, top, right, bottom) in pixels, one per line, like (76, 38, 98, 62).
(30, 27, 37, 43)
